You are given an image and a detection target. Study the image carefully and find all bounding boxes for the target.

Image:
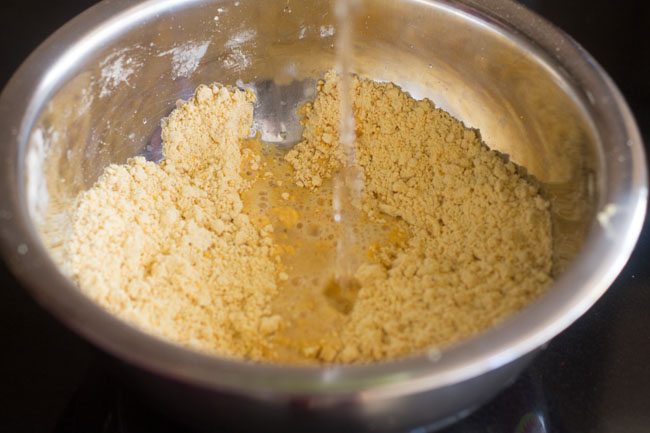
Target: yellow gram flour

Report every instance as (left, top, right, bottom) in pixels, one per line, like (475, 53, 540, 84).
(64, 72, 553, 364)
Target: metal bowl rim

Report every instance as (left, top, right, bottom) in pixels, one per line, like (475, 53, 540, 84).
(0, 0, 646, 398)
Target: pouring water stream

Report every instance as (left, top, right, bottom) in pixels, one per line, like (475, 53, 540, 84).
(332, 0, 363, 290)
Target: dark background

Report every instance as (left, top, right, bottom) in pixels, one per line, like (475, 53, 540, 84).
(1, 1, 649, 432)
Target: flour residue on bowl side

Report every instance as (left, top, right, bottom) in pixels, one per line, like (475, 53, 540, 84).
(98, 47, 143, 98)
(220, 29, 256, 72)
(225, 29, 256, 49)
(157, 41, 211, 80)
(26, 128, 50, 225)
(319, 25, 335, 38)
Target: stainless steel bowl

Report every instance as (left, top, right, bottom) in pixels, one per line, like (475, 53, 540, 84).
(0, 0, 646, 431)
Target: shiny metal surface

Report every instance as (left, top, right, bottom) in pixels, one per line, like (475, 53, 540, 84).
(0, 0, 646, 431)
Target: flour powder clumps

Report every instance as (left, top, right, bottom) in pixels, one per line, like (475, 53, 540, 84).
(63, 72, 553, 364)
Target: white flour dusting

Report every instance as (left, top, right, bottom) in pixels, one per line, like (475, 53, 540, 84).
(597, 203, 619, 238)
(223, 48, 251, 71)
(225, 29, 256, 49)
(98, 48, 141, 98)
(158, 41, 210, 80)
(221, 29, 255, 72)
(26, 128, 49, 225)
(319, 25, 335, 38)
(78, 87, 94, 115)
